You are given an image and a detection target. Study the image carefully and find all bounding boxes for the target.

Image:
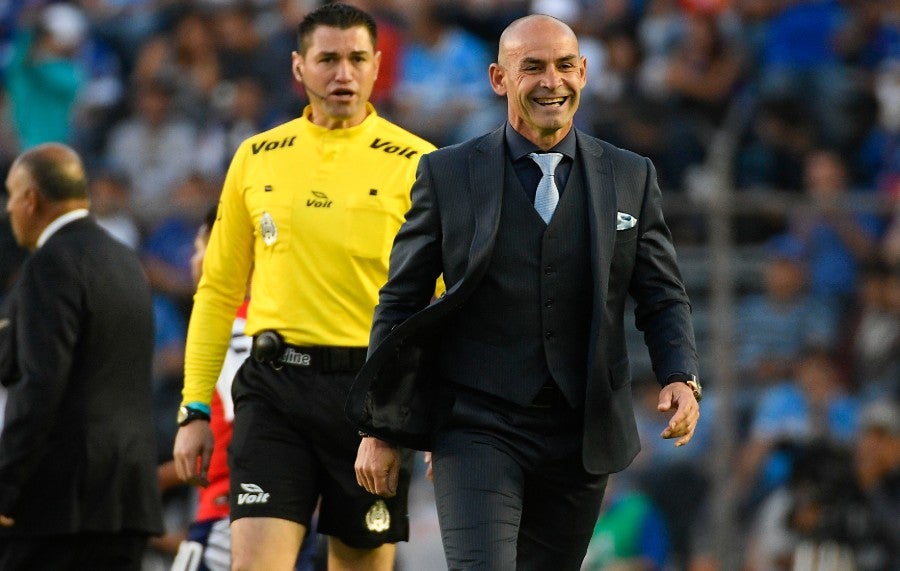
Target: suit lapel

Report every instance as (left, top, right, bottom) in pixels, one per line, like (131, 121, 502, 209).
(462, 126, 505, 287)
(577, 131, 614, 300)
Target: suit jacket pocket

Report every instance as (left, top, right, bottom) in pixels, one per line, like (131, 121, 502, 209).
(615, 226, 638, 243)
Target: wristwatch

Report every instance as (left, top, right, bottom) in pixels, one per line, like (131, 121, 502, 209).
(668, 372, 702, 403)
(177, 405, 211, 426)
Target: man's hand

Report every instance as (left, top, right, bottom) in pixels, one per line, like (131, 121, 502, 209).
(0, 514, 13, 527)
(172, 421, 214, 487)
(658, 382, 700, 447)
(355, 436, 400, 498)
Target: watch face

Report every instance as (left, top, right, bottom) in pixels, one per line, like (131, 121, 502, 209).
(686, 379, 702, 402)
(177, 406, 189, 425)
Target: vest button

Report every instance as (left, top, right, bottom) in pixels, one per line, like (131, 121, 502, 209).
(544, 265, 554, 275)
(545, 298, 554, 308)
(545, 330, 554, 339)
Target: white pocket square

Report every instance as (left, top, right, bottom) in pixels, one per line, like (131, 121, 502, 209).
(616, 211, 637, 230)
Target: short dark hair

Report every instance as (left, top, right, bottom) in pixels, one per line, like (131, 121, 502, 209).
(297, 2, 377, 55)
(19, 147, 88, 201)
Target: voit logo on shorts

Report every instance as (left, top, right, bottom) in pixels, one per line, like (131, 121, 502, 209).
(237, 483, 270, 505)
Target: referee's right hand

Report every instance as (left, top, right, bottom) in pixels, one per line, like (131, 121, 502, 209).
(173, 422, 214, 487)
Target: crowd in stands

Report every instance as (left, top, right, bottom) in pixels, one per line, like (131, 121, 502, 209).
(0, 1, 897, 570)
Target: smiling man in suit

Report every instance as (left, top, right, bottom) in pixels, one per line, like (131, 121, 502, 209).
(350, 14, 701, 569)
(0, 143, 162, 570)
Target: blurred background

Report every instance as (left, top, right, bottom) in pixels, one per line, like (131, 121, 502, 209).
(0, 1, 897, 570)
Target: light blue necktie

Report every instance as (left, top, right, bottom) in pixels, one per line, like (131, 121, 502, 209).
(528, 152, 563, 224)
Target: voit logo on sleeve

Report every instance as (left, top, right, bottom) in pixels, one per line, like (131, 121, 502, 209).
(237, 483, 270, 505)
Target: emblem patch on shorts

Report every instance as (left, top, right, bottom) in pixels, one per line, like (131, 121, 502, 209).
(365, 499, 391, 532)
(260, 212, 277, 246)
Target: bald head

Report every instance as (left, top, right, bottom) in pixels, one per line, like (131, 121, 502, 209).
(498, 15, 578, 68)
(489, 13, 586, 148)
(13, 143, 88, 202)
(6, 143, 90, 250)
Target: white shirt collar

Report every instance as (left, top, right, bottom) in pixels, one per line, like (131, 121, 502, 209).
(36, 209, 90, 248)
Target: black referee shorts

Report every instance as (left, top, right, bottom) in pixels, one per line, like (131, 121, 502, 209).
(229, 358, 411, 549)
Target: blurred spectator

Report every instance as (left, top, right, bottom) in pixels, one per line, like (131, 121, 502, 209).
(141, 172, 215, 315)
(585, 20, 645, 142)
(391, 0, 496, 146)
(582, 475, 671, 571)
(883, 204, 900, 267)
(851, 400, 899, 571)
(786, 148, 886, 307)
(132, 9, 221, 125)
(833, 0, 900, 73)
(736, 96, 816, 191)
(196, 75, 281, 175)
(747, 401, 898, 570)
(734, 348, 860, 514)
(752, 0, 862, 148)
(3, 2, 87, 150)
(841, 259, 900, 401)
(656, 10, 746, 187)
(859, 59, 900, 199)
(89, 167, 140, 250)
(735, 235, 838, 401)
(745, 442, 857, 571)
(636, 0, 684, 63)
(105, 76, 198, 227)
(80, 0, 175, 74)
(211, 1, 286, 117)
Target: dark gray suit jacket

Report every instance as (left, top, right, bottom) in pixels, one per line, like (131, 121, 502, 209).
(347, 126, 698, 475)
(0, 216, 163, 536)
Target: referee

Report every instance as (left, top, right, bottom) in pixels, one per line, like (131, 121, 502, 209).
(172, 4, 434, 570)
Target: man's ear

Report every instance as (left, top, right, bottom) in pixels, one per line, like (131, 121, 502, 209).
(489, 63, 507, 96)
(291, 51, 303, 83)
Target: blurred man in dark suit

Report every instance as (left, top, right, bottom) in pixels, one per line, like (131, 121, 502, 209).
(0, 143, 162, 570)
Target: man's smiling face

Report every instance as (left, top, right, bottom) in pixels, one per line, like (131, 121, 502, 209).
(489, 16, 586, 148)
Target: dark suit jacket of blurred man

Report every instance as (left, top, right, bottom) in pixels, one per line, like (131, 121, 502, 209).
(0, 215, 163, 568)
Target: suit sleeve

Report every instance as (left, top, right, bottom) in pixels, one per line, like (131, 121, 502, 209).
(0, 254, 81, 513)
(369, 153, 444, 352)
(629, 157, 699, 380)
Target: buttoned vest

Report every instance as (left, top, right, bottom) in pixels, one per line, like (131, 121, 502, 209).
(437, 154, 592, 407)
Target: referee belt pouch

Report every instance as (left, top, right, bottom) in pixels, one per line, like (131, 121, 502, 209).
(251, 330, 367, 372)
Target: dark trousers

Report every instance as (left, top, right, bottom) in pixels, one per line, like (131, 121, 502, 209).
(0, 531, 147, 571)
(432, 386, 608, 571)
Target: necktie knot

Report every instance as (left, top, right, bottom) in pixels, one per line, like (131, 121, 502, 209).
(527, 152, 563, 224)
(528, 152, 563, 176)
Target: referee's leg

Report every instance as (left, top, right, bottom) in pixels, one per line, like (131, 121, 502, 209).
(231, 517, 306, 571)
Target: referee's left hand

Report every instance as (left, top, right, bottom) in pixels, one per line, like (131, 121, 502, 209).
(355, 436, 400, 498)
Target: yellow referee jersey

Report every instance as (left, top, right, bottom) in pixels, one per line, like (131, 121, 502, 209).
(182, 104, 435, 406)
